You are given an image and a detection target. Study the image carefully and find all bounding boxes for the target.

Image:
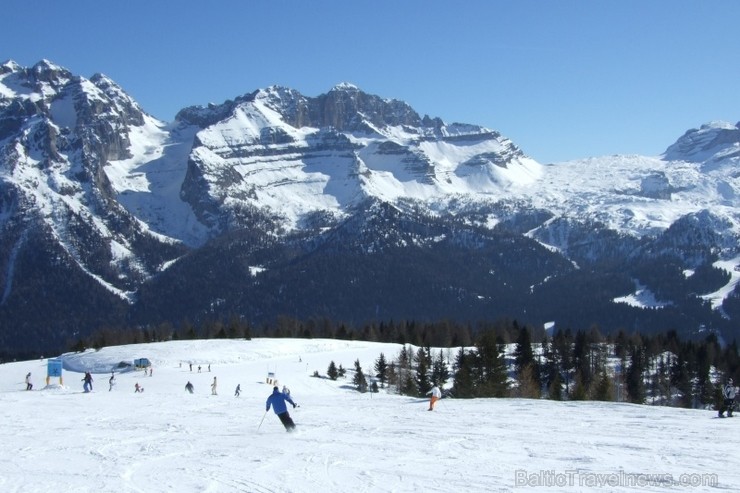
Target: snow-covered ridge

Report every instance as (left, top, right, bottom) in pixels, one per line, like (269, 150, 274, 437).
(3, 60, 740, 250)
(664, 120, 740, 163)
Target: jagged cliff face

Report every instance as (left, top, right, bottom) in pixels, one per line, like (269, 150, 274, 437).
(664, 121, 740, 163)
(2, 60, 740, 356)
(0, 60, 185, 302)
(176, 83, 537, 234)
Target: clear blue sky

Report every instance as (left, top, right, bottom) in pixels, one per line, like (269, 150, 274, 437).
(3, 1, 739, 163)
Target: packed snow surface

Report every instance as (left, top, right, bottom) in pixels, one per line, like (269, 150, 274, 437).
(1, 338, 737, 492)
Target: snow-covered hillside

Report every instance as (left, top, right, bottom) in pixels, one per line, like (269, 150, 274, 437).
(0, 339, 737, 492)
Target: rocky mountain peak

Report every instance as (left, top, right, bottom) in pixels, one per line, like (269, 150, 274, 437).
(329, 82, 360, 92)
(317, 84, 421, 131)
(88, 73, 146, 126)
(30, 59, 72, 88)
(1, 59, 22, 75)
(663, 120, 740, 163)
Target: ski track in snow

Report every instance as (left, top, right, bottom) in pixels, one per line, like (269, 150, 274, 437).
(0, 338, 738, 492)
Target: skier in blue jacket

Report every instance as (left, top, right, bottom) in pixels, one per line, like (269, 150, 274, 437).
(266, 386, 298, 431)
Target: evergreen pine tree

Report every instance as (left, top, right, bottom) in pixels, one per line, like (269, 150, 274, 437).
(593, 370, 613, 401)
(573, 330, 593, 390)
(414, 347, 432, 396)
(431, 349, 450, 388)
(571, 372, 587, 401)
(549, 371, 563, 401)
(514, 326, 535, 373)
(374, 353, 388, 388)
(474, 330, 509, 397)
(671, 350, 693, 407)
(327, 360, 339, 381)
(626, 347, 646, 404)
(395, 346, 413, 395)
(553, 329, 574, 394)
(353, 359, 368, 392)
(452, 348, 475, 398)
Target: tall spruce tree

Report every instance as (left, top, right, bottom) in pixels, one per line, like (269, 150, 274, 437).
(573, 330, 593, 391)
(553, 329, 574, 394)
(549, 371, 563, 401)
(353, 359, 368, 392)
(452, 348, 475, 398)
(374, 353, 388, 388)
(474, 330, 509, 397)
(514, 326, 536, 373)
(626, 347, 646, 404)
(414, 347, 432, 396)
(671, 349, 693, 407)
(431, 349, 450, 388)
(514, 326, 540, 395)
(395, 345, 416, 395)
(593, 370, 613, 401)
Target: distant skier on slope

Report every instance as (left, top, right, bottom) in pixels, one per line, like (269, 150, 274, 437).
(109, 373, 116, 391)
(234, 384, 241, 397)
(266, 386, 298, 432)
(25, 372, 32, 391)
(82, 372, 93, 392)
(718, 378, 736, 418)
(185, 381, 194, 394)
(427, 384, 442, 411)
(211, 376, 218, 395)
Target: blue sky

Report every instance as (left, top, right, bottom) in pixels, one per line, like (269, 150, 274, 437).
(2, 1, 739, 163)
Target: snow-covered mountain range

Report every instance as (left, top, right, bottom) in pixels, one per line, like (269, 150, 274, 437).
(2, 59, 740, 356)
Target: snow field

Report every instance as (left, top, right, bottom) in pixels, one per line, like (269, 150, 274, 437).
(0, 338, 738, 492)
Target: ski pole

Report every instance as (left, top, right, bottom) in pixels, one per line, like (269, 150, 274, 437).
(257, 410, 268, 432)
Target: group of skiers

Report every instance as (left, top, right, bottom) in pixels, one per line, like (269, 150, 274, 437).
(181, 379, 299, 431)
(34, 365, 737, 429)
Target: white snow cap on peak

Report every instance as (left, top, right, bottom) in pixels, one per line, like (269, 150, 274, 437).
(1, 59, 22, 72)
(33, 59, 66, 72)
(699, 120, 737, 131)
(331, 82, 360, 92)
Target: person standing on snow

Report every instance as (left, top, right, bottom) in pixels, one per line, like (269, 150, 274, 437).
(266, 386, 298, 431)
(427, 384, 442, 411)
(109, 373, 116, 391)
(82, 372, 93, 392)
(234, 384, 241, 397)
(719, 378, 737, 417)
(211, 376, 218, 395)
(25, 372, 32, 390)
(185, 381, 194, 394)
